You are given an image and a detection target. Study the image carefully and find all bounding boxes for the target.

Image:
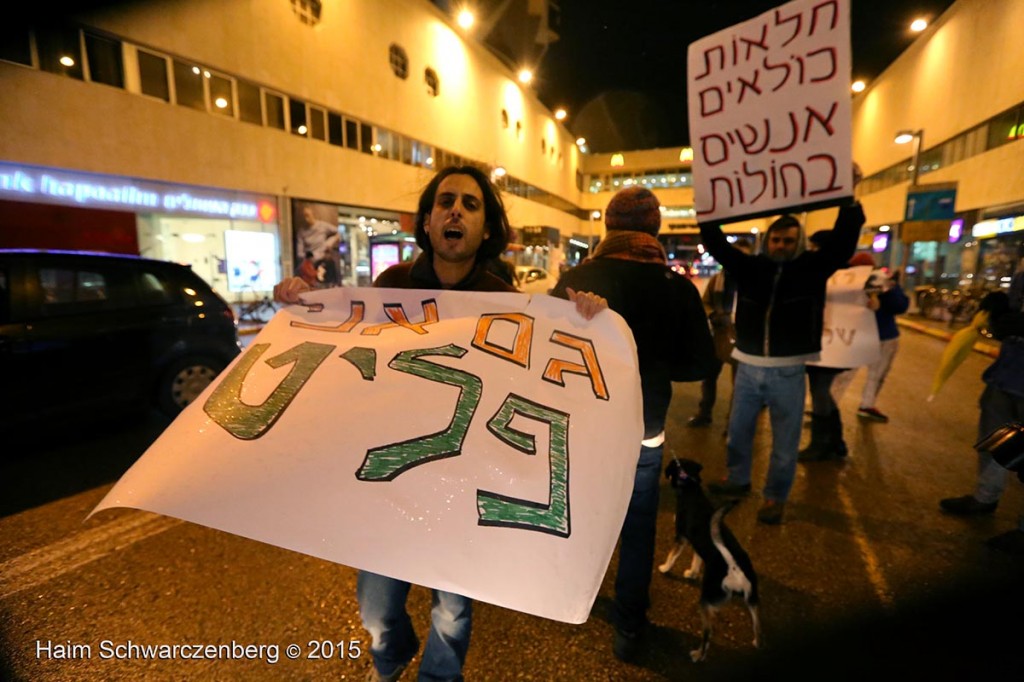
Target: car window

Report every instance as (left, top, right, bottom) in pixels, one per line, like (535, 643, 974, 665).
(137, 269, 176, 306)
(38, 264, 136, 316)
(0, 266, 9, 324)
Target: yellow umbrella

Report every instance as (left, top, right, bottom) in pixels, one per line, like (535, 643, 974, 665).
(927, 310, 990, 401)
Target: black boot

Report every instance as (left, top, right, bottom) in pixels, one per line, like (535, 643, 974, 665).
(828, 410, 848, 458)
(798, 414, 830, 461)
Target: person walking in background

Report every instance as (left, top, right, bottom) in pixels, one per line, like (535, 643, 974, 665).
(551, 186, 716, 662)
(687, 240, 751, 429)
(699, 168, 865, 525)
(831, 264, 910, 423)
(939, 270, 1024, 555)
(275, 166, 606, 682)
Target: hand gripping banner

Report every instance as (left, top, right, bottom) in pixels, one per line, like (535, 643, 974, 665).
(92, 287, 643, 624)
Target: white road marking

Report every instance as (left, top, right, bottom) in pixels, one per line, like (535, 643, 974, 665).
(0, 512, 182, 599)
(837, 485, 892, 606)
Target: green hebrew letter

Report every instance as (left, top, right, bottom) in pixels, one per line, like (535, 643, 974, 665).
(356, 344, 481, 481)
(204, 341, 335, 440)
(477, 394, 571, 537)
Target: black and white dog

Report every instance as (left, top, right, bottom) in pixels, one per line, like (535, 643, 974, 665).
(658, 458, 763, 662)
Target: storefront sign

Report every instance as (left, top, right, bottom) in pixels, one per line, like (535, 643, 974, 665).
(92, 288, 643, 624)
(687, 0, 854, 223)
(972, 216, 1022, 238)
(901, 220, 952, 243)
(905, 182, 957, 221)
(0, 161, 276, 222)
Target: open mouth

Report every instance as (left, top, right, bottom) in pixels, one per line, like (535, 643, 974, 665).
(443, 226, 464, 240)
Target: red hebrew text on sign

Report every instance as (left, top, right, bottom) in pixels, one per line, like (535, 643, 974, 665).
(687, 0, 852, 223)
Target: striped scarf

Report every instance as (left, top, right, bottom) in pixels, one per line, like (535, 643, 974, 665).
(590, 230, 667, 265)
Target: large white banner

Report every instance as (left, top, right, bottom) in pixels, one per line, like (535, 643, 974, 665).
(688, 0, 853, 223)
(810, 265, 880, 368)
(92, 288, 644, 624)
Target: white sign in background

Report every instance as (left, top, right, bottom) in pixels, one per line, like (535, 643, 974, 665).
(809, 265, 880, 368)
(92, 288, 643, 624)
(687, 0, 854, 223)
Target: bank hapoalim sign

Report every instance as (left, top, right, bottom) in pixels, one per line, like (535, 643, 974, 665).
(92, 287, 643, 625)
(688, 0, 855, 224)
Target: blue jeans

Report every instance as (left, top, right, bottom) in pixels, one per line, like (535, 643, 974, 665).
(726, 362, 806, 503)
(612, 442, 663, 634)
(357, 571, 472, 682)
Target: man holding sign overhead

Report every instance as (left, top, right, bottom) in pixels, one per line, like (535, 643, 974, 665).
(690, 0, 864, 524)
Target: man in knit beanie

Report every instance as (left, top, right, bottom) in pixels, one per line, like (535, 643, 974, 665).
(551, 186, 717, 662)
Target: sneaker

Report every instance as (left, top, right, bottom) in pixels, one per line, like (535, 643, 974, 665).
(757, 500, 785, 525)
(939, 495, 998, 516)
(366, 663, 407, 682)
(707, 479, 752, 497)
(857, 407, 889, 423)
(687, 414, 712, 427)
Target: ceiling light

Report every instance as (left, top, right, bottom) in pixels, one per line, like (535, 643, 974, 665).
(894, 131, 915, 144)
(59, 56, 75, 67)
(851, 80, 866, 93)
(214, 97, 228, 109)
(517, 69, 533, 85)
(575, 137, 586, 146)
(910, 18, 927, 32)
(457, 9, 474, 30)
(554, 108, 567, 121)
(297, 125, 308, 135)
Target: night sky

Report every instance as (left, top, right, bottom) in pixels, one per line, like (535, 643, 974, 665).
(534, 0, 959, 151)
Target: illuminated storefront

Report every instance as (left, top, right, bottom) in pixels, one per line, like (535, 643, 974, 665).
(0, 161, 280, 301)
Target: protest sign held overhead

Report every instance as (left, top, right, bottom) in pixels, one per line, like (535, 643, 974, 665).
(688, 0, 854, 224)
(92, 287, 643, 624)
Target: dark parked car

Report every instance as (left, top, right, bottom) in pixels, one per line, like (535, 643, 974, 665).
(0, 250, 241, 434)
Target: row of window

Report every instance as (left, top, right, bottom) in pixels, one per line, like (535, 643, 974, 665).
(859, 101, 1024, 195)
(387, 44, 439, 97)
(585, 168, 693, 194)
(1, 21, 586, 219)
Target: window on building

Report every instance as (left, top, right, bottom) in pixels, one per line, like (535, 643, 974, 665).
(0, 26, 32, 66)
(345, 118, 359, 149)
(401, 136, 414, 165)
(264, 90, 286, 130)
(424, 68, 439, 97)
(987, 106, 1021, 150)
(208, 72, 234, 117)
(360, 122, 373, 154)
(389, 44, 408, 79)
(289, 98, 308, 136)
(376, 129, 393, 159)
(501, 109, 509, 129)
(137, 49, 170, 102)
(37, 24, 83, 80)
(290, 0, 323, 26)
(541, 139, 546, 154)
(84, 33, 123, 88)
(516, 120, 522, 141)
(308, 105, 326, 140)
(327, 112, 343, 146)
(237, 80, 262, 125)
(173, 60, 205, 111)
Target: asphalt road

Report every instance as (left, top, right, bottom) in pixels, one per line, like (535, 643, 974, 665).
(2, 327, 1022, 681)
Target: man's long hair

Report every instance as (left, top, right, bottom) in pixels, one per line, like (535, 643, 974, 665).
(414, 166, 511, 261)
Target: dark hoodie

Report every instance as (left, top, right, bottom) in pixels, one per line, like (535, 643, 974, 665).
(699, 203, 866, 360)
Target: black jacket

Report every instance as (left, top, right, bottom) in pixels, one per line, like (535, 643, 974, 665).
(699, 203, 866, 358)
(551, 258, 716, 438)
(375, 254, 516, 292)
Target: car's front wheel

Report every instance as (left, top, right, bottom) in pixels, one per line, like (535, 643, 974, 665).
(157, 356, 225, 416)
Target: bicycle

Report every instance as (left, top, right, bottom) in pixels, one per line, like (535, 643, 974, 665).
(236, 288, 278, 324)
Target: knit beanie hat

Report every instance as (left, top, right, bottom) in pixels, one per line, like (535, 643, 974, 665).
(605, 187, 661, 235)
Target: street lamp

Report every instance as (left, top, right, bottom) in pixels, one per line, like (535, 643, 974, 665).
(894, 129, 924, 186)
(894, 128, 925, 286)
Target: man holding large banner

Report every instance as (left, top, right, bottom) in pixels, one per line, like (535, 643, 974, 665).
(692, 0, 865, 524)
(96, 166, 624, 682)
